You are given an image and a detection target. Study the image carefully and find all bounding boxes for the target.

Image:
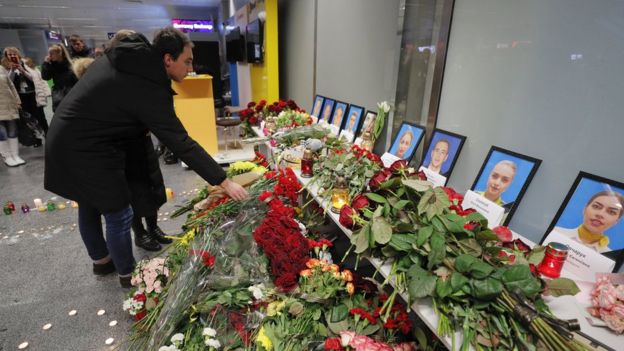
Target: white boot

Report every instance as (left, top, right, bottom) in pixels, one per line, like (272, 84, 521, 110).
(7, 138, 25, 165)
(0, 140, 18, 167)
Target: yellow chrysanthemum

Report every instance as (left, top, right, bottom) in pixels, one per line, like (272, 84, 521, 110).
(266, 300, 286, 317)
(256, 326, 273, 350)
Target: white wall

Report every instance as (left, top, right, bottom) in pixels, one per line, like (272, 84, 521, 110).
(280, 0, 401, 115)
(437, 0, 624, 243)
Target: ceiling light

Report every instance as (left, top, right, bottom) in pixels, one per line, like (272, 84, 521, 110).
(57, 18, 97, 21)
(18, 5, 70, 9)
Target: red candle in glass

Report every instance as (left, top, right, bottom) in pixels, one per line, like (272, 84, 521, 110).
(538, 242, 569, 278)
(300, 148, 314, 178)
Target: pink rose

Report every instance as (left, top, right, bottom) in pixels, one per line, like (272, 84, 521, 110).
(598, 285, 618, 309)
(393, 342, 417, 351)
(492, 226, 513, 242)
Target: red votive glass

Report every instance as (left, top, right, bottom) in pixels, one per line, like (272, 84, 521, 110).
(300, 148, 314, 178)
(538, 242, 569, 278)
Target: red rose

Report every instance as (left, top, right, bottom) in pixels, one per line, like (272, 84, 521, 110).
(249, 116, 258, 125)
(416, 170, 427, 180)
(493, 226, 513, 242)
(351, 194, 370, 212)
(134, 310, 147, 321)
(502, 238, 531, 254)
(463, 222, 478, 231)
(441, 186, 464, 204)
(247, 101, 256, 108)
(497, 250, 516, 264)
(324, 337, 344, 351)
(369, 171, 390, 191)
(339, 205, 356, 229)
(390, 160, 408, 173)
(529, 263, 539, 277)
(366, 152, 383, 166)
(133, 293, 146, 302)
(259, 99, 267, 105)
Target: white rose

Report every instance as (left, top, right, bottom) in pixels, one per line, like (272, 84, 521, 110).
(205, 338, 221, 349)
(203, 327, 217, 337)
(170, 333, 184, 346)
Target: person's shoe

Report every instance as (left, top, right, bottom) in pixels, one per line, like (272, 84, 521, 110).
(119, 276, 132, 289)
(93, 260, 116, 276)
(134, 229, 162, 251)
(7, 138, 25, 165)
(0, 140, 18, 167)
(149, 226, 173, 244)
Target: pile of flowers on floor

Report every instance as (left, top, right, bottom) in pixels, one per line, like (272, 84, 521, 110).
(122, 166, 419, 350)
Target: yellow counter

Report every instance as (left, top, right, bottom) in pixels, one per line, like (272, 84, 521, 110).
(172, 74, 218, 155)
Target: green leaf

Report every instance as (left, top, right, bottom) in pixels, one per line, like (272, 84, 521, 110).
(402, 179, 432, 192)
(371, 217, 393, 245)
(435, 278, 453, 298)
(476, 230, 499, 242)
(359, 323, 381, 336)
(457, 238, 483, 257)
(330, 304, 349, 323)
(389, 234, 415, 252)
(454, 254, 493, 279)
(471, 277, 504, 300)
(501, 265, 541, 297)
(442, 214, 466, 233)
(431, 216, 446, 233)
(408, 266, 437, 299)
(527, 246, 546, 265)
(416, 226, 433, 247)
(415, 328, 428, 350)
(544, 278, 581, 297)
(352, 227, 370, 254)
(383, 202, 391, 217)
(392, 200, 411, 210)
(366, 193, 387, 203)
(450, 272, 469, 291)
(396, 187, 405, 198)
(379, 177, 400, 190)
(361, 207, 375, 219)
(427, 232, 446, 270)
(381, 245, 398, 257)
(455, 254, 479, 273)
(465, 211, 488, 225)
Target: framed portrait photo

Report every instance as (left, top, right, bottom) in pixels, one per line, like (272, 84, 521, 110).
(387, 122, 425, 162)
(418, 129, 467, 186)
(328, 101, 349, 135)
(339, 104, 365, 142)
(311, 95, 325, 119)
(318, 98, 335, 124)
(356, 111, 377, 140)
(542, 172, 624, 271)
(470, 146, 541, 225)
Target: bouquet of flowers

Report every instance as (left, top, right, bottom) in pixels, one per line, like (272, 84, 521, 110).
(588, 275, 624, 333)
(123, 257, 170, 321)
(239, 99, 304, 137)
(338, 159, 587, 350)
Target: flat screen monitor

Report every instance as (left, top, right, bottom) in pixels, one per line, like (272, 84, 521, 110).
(246, 19, 263, 63)
(226, 26, 244, 63)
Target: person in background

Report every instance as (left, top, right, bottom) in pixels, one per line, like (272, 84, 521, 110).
(94, 47, 105, 58)
(110, 29, 170, 252)
(23, 57, 51, 132)
(0, 60, 22, 167)
(3, 47, 46, 148)
(68, 34, 93, 58)
(72, 57, 95, 79)
(45, 27, 248, 288)
(555, 191, 624, 253)
(42, 44, 77, 111)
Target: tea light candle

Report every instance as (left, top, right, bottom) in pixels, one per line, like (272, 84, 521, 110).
(166, 188, 174, 200)
(34, 198, 43, 208)
(71, 201, 79, 208)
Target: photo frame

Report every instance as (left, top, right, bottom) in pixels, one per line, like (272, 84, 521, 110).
(311, 95, 325, 118)
(542, 172, 624, 271)
(418, 129, 467, 186)
(357, 111, 377, 139)
(470, 146, 542, 226)
(387, 122, 426, 162)
(339, 104, 365, 142)
(328, 101, 349, 134)
(318, 98, 335, 124)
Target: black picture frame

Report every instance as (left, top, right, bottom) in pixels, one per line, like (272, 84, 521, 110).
(328, 100, 349, 132)
(318, 98, 335, 124)
(311, 95, 325, 119)
(387, 122, 426, 162)
(357, 111, 377, 139)
(470, 146, 542, 226)
(541, 171, 624, 271)
(418, 129, 467, 185)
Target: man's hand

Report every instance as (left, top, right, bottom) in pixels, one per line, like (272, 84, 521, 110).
(220, 178, 249, 201)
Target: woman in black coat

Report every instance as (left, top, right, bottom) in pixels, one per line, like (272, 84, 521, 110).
(44, 29, 247, 286)
(41, 44, 77, 111)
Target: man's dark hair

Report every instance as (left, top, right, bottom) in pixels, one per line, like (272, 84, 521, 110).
(69, 34, 82, 43)
(152, 26, 193, 60)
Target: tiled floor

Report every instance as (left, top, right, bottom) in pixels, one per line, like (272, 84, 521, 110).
(0, 140, 208, 351)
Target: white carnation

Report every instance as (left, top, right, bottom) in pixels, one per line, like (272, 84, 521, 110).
(202, 327, 217, 337)
(205, 338, 221, 349)
(170, 333, 184, 346)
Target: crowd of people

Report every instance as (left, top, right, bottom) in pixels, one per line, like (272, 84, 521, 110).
(2, 28, 247, 288)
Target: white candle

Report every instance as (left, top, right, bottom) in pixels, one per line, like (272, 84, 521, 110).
(34, 198, 43, 208)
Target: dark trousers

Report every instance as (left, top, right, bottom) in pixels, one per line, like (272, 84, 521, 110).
(78, 203, 136, 275)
